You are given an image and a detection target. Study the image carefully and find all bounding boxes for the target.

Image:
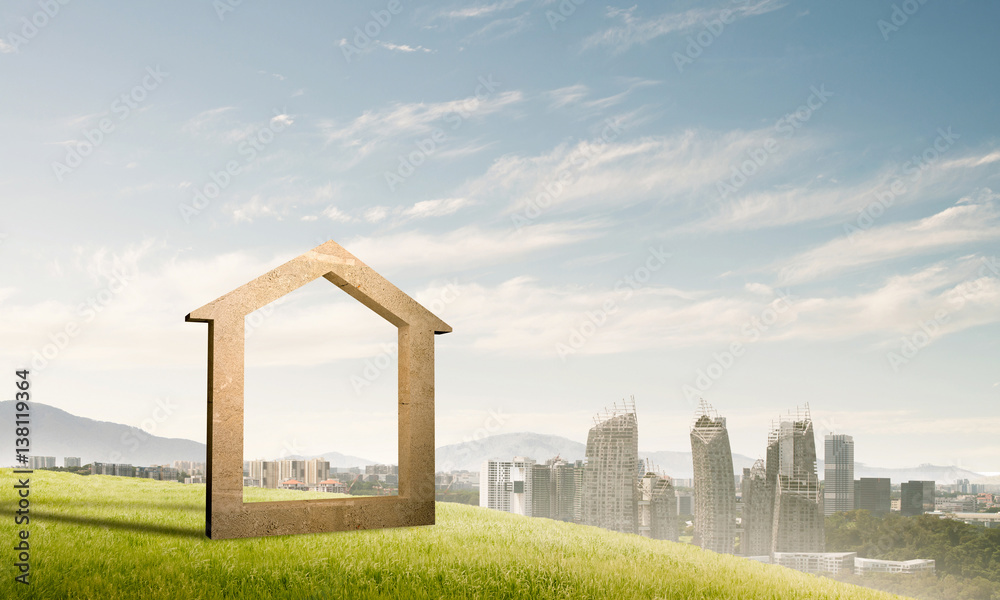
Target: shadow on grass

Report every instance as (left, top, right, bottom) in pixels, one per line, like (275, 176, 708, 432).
(0, 509, 205, 539)
(66, 498, 206, 513)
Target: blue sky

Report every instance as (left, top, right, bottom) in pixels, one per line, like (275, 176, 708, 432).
(1, 0, 998, 471)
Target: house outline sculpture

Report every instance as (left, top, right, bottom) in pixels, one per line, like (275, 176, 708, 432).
(186, 240, 451, 539)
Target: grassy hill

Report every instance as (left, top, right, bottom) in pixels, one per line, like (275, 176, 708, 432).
(0, 469, 910, 600)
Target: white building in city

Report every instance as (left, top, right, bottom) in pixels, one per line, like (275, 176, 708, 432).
(773, 552, 856, 575)
(480, 457, 535, 516)
(854, 558, 935, 575)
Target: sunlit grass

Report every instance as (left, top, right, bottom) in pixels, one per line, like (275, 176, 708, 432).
(0, 470, 911, 600)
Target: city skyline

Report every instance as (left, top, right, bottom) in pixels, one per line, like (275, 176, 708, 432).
(1, 1, 998, 471)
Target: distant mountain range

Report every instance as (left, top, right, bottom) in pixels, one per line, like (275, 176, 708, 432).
(0, 403, 985, 484)
(0, 401, 205, 467)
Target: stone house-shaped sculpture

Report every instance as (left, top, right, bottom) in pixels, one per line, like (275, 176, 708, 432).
(186, 240, 451, 539)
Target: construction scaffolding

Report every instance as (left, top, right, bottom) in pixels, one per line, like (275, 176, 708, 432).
(582, 398, 639, 535)
(690, 399, 736, 554)
(741, 459, 773, 556)
(638, 460, 678, 542)
(767, 404, 825, 553)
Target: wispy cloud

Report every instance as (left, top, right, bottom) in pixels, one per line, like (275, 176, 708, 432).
(776, 189, 1000, 285)
(345, 220, 604, 273)
(435, 0, 530, 20)
(428, 255, 1000, 358)
(454, 127, 808, 217)
(226, 183, 339, 223)
(0, 39, 15, 54)
(337, 38, 435, 58)
(690, 147, 1000, 232)
(462, 13, 531, 43)
(545, 84, 590, 109)
(583, 1, 787, 54)
(320, 91, 524, 159)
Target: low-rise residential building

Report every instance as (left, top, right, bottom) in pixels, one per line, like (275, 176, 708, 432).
(312, 479, 348, 494)
(773, 552, 856, 575)
(854, 558, 935, 575)
(941, 512, 1000, 529)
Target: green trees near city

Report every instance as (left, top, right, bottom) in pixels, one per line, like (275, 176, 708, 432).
(826, 510, 1000, 600)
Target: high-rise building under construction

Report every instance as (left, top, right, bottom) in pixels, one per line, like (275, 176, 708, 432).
(767, 406, 825, 553)
(741, 459, 773, 556)
(582, 399, 639, 534)
(690, 400, 736, 554)
(638, 463, 678, 541)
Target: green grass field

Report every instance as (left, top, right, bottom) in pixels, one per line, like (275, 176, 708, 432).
(0, 470, 911, 600)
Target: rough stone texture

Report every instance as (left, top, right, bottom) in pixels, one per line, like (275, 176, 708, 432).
(186, 240, 451, 539)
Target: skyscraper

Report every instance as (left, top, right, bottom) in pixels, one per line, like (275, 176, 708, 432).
(854, 478, 891, 514)
(768, 405, 825, 553)
(552, 458, 584, 523)
(305, 459, 330, 486)
(741, 459, 773, 556)
(582, 399, 639, 534)
(531, 463, 554, 519)
(479, 457, 535, 516)
(824, 434, 854, 515)
(638, 465, 678, 542)
(690, 399, 736, 554)
(901, 480, 935, 516)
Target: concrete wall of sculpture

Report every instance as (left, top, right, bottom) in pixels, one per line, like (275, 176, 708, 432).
(186, 240, 451, 539)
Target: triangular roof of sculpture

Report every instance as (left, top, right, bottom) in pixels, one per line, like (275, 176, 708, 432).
(185, 240, 451, 334)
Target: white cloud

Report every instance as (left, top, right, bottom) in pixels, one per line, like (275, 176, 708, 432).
(402, 197, 473, 219)
(939, 150, 1000, 170)
(226, 183, 338, 223)
(777, 190, 1000, 285)
(181, 106, 240, 141)
(364, 206, 389, 223)
(375, 41, 434, 53)
(456, 127, 804, 217)
(345, 221, 603, 273)
(0, 39, 15, 54)
(545, 84, 590, 109)
(321, 91, 524, 159)
(462, 13, 530, 44)
(583, 1, 787, 54)
(390, 255, 1000, 358)
(322, 205, 353, 223)
(436, 0, 529, 20)
(688, 147, 1000, 233)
